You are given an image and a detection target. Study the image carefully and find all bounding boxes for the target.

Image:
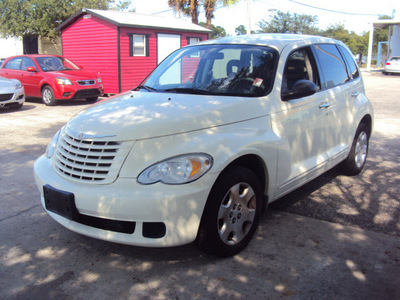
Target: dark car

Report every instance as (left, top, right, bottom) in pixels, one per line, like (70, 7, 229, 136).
(0, 55, 104, 106)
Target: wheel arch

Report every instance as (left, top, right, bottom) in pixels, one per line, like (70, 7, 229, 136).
(214, 154, 270, 211)
(359, 114, 373, 137)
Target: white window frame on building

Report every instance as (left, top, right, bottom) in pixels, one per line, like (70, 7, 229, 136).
(128, 34, 150, 57)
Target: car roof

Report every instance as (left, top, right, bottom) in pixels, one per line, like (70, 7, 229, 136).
(4, 54, 63, 60)
(195, 33, 340, 52)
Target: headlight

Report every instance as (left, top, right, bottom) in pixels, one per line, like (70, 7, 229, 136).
(56, 77, 72, 85)
(137, 153, 213, 185)
(12, 79, 22, 89)
(45, 129, 61, 158)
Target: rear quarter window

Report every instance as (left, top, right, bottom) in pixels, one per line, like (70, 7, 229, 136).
(339, 45, 359, 79)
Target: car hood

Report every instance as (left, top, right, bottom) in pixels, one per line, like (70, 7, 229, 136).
(65, 91, 267, 141)
(0, 77, 16, 88)
(47, 70, 97, 79)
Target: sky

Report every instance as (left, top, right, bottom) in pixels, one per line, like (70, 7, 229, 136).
(132, 0, 400, 35)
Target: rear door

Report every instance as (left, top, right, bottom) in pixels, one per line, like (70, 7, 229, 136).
(312, 44, 356, 162)
(0, 57, 23, 82)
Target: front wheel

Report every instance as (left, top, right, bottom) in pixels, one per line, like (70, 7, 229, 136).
(341, 123, 369, 175)
(42, 86, 57, 106)
(196, 166, 263, 257)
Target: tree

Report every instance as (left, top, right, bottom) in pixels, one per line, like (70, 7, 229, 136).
(235, 25, 247, 35)
(203, 0, 238, 29)
(258, 10, 320, 35)
(168, 0, 238, 29)
(168, 0, 199, 24)
(0, 0, 122, 54)
(199, 22, 226, 39)
(321, 24, 367, 58)
(235, 25, 255, 35)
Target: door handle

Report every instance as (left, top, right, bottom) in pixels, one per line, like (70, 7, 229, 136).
(352, 92, 360, 97)
(319, 102, 331, 109)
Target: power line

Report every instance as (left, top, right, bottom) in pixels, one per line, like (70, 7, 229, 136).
(288, 0, 382, 16)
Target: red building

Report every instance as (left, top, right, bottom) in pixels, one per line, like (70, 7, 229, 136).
(57, 9, 210, 94)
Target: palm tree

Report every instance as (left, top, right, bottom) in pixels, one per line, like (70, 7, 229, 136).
(203, 0, 238, 29)
(168, 0, 199, 24)
(168, 0, 238, 28)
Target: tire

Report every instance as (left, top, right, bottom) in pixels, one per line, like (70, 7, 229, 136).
(341, 123, 369, 176)
(196, 166, 263, 257)
(86, 96, 98, 103)
(12, 103, 23, 110)
(41, 86, 57, 106)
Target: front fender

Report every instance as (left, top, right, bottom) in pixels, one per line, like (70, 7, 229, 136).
(119, 116, 279, 197)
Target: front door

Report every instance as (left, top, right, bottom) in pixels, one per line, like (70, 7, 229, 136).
(274, 46, 330, 197)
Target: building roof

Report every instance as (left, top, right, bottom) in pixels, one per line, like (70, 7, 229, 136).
(57, 8, 211, 34)
(373, 19, 400, 29)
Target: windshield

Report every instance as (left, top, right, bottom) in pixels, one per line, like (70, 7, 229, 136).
(142, 44, 278, 97)
(35, 56, 80, 72)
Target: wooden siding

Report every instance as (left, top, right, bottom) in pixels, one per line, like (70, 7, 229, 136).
(119, 28, 208, 92)
(61, 14, 208, 94)
(62, 15, 119, 94)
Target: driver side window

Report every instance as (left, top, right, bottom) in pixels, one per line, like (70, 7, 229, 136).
(282, 47, 319, 94)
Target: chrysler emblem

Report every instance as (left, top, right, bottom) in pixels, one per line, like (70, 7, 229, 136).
(66, 127, 116, 140)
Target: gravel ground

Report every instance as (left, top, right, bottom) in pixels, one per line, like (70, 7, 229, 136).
(270, 72, 400, 237)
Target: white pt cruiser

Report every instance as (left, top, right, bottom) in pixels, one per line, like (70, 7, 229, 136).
(34, 34, 374, 257)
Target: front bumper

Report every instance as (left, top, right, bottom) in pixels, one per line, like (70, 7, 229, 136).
(384, 66, 400, 73)
(0, 87, 25, 108)
(34, 155, 217, 247)
(54, 83, 104, 100)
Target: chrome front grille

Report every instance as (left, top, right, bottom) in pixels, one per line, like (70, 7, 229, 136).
(77, 80, 95, 86)
(53, 131, 133, 184)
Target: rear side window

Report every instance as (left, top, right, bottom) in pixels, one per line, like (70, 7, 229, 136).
(314, 44, 349, 89)
(4, 57, 22, 70)
(339, 45, 359, 79)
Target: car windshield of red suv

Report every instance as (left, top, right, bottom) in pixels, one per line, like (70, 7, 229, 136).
(35, 56, 80, 72)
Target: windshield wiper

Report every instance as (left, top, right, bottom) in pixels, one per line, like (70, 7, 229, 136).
(135, 85, 158, 92)
(164, 88, 209, 95)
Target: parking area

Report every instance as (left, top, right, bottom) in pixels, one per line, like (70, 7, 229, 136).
(1, 73, 399, 299)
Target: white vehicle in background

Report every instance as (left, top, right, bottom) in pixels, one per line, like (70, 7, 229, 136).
(383, 56, 400, 75)
(34, 34, 374, 257)
(0, 76, 25, 109)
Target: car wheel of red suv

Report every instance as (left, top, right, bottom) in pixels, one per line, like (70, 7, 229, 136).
(42, 85, 57, 106)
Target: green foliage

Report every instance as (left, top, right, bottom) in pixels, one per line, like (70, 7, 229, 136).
(321, 24, 367, 55)
(0, 0, 118, 39)
(258, 11, 320, 35)
(168, 0, 238, 28)
(234, 25, 255, 35)
(199, 22, 226, 39)
(235, 25, 246, 35)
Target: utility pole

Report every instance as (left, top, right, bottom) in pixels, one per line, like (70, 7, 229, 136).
(247, 0, 251, 34)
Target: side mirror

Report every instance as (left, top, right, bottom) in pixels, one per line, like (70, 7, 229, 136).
(282, 79, 318, 101)
(26, 66, 38, 72)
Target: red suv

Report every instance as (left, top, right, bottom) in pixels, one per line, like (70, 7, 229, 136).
(0, 55, 104, 106)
